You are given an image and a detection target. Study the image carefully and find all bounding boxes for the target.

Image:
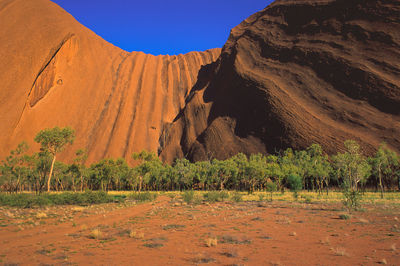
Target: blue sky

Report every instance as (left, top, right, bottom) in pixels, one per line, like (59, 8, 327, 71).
(51, 0, 274, 55)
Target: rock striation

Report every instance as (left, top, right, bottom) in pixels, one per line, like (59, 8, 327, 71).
(0, 0, 219, 163)
(159, 0, 400, 163)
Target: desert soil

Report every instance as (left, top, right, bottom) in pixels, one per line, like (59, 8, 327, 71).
(1, 196, 399, 265)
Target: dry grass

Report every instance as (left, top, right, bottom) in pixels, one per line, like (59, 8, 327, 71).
(205, 237, 218, 247)
(331, 247, 348, 257)
(289, 232, 297, 236)
(129, 230, 144, 239)
(390, 243, 396, 251)
(276, 217, 291, 224)
(89, 229, 102, 239)
(35, 212, 47, 219)
(320, 237, 330, 245)
(80, 224, 88, 231)
(72, 206, 85, 212)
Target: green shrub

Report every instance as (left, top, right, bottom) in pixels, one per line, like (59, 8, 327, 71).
(266, 181, 277, 202)
(0, 191, 115, 208)
(182, 190, 195, 204)
(231, 192, 243, 203)
(287, 174, 302, 191)
(287, 174, 302, 200)
(342, 190, 361, 211)
(203, 191, 229, 203)
(339, 213, 351, 220)
(128, 192, 157, 202)
(257, 194, 265, 201)
(301, 195, 312, 204)
(219, 191, 230, 201)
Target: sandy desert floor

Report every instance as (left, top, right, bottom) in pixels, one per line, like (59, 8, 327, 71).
(1, 195, 399, 265)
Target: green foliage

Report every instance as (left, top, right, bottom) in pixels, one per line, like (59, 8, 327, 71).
(128, 192, 157, 202)
(333, 140, 371, 192)
(34, 127, 75, 155)
(332, 140, 372, 210)
(287, 174, 302, 191)
(89, 158, 130, 192)
(132, 151, 158, 162)
(302, 195, 312, 204)
(306, 144, 332, 194)
(203, 191, 229, 203)
(0, 191, 115, 208)
(181, 190, 203, 204)
(266, 181, 277, 201)
(339, 213, 351, 220)
(34, 127, 75, 192)
(370, 143, 400, 198)
(342, 190, 362, 211)
(287, 174, 302, 200)
(231, 192, 243, 202)
(182, 190, 195, 204)
(1, 126, 398, 203)
(0, 142, 31, 193)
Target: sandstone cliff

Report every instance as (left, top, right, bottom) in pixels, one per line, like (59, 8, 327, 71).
(0, 0, 220, 163)
(160, 0, 400, 163)
(1, 0, 399, 164)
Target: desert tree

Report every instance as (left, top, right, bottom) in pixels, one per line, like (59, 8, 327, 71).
(193, 161, 211, 190)
(0, 142, 30, 193)
(34, 127, 75, 192)
(332, 140, 371, 192)
(370, 143, 399, 198)
(174, 158, 196, 190)
(29, 150, 52, 194)
(132, 151, 160, 192)
(231, 153, 249, 191)
(265, 155, 284, 192)
(245, 154, 266, 193)
(306, 144, 332, 194)
(53, 161, 69, 191)
(332, 140, 371, 210)
(72, 149, 88, 191)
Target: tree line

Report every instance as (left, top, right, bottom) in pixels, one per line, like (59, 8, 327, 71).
(0, 127, 399, 198)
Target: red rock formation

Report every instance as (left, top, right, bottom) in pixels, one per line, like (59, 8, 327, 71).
(0, 0, 220, 163)
(1, 0, 399, 165)
(160, 0, 400, 163)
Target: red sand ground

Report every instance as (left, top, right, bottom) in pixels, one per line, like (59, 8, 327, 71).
(1, 196, 399, 265)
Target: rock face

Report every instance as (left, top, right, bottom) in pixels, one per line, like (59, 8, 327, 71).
(0, 0, 220, 163)
(159, 0, 400, 163)
(1, 0, 399, 164)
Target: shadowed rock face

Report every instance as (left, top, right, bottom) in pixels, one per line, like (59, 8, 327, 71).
(160, 0, 400, 163)
(0, 0, 220, 163)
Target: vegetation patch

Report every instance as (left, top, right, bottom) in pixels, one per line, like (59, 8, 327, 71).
(0, 191, 116, 208)
(205, 237, 218, 247)
(128, 192, 157, 202)
(221, 249, 238, 258)
(162, 224, 186, 230)
(88, 229, 103, 240)
(219, 235, 252, 245)
(192, 256, 216, 264)
(231, 192, 243, 202)
(143, 242, 164, 248)
(203, 191, 229, 203)
(339, 214, 351, 220)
